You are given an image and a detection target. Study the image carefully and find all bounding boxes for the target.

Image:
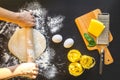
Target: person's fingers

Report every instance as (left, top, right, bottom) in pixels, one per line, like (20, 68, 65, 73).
(31, 75, 37, 79)
(31, 22, 35, 27)
(27, 71, 38, 78)
(29, 11, 33, 15)
(32, 71, 38, 75)
(31, 16, 34, 19)
(21, 71, 38, 79)
(31, 72, 38, 79)
(21, 10, 26, 12)
(33, 68, 39, 72)
(26, 71, 31, 74)
(24, 10, 33, 18)
(29, 14, 35, 23)
(35, 63, 39, 68)
(31, 18, 35, 22)
(26, 21, 35, 27)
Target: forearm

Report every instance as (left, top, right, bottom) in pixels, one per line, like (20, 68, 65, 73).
(0, 65, 19, 79)
(0, 7, 19, 24)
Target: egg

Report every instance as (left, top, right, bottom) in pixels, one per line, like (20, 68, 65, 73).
(64, 38, 74, 48)
(52, 34, 63, 43)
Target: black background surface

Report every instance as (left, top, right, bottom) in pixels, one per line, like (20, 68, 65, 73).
(0, 0, 120, 80)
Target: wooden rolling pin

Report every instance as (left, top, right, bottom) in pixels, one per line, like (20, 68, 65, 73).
(25, 28, 35, 62)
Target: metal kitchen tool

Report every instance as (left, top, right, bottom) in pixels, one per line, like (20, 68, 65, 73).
(97, 13, 110, 74)
(75, 9, 114, 65)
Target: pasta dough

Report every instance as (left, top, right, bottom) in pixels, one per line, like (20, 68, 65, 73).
(8, 28, 46, 62)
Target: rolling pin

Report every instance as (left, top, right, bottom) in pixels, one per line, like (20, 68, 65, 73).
(25, 28, 35, 62)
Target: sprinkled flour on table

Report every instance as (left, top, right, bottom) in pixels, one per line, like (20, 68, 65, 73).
(0, 1, 65, 80)
(35, 47, 58, 79)
(47, 15, 65, 34)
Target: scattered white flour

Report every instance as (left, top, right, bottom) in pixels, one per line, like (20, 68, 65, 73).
(43, 65, 58, 79)
(47, 15, 65, 34)
(23, 1, 65, 34)
(0, 1, 65, 80)
(35, 47, 57, 79)
(35, 47, 55, 69)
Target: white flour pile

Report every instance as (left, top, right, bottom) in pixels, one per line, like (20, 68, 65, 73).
(0, 1, 65, 80)
(47, 15, 65, 34)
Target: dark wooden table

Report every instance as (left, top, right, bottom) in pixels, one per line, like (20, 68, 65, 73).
(0, 0, 120, 80)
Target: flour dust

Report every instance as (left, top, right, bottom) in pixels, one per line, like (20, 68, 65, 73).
(47, 15, 65, 34)
(0, 1, 65, 80)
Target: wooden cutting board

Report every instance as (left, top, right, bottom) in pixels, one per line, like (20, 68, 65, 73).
(75, 9, 114, 65)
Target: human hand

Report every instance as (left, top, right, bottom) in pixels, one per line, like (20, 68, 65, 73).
(14, 63, 38, 79)
(16, 11, 35, 28)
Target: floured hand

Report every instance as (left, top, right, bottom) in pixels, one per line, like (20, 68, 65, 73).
(14, 63, 38, 79)
(16, 11, 35, 28)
